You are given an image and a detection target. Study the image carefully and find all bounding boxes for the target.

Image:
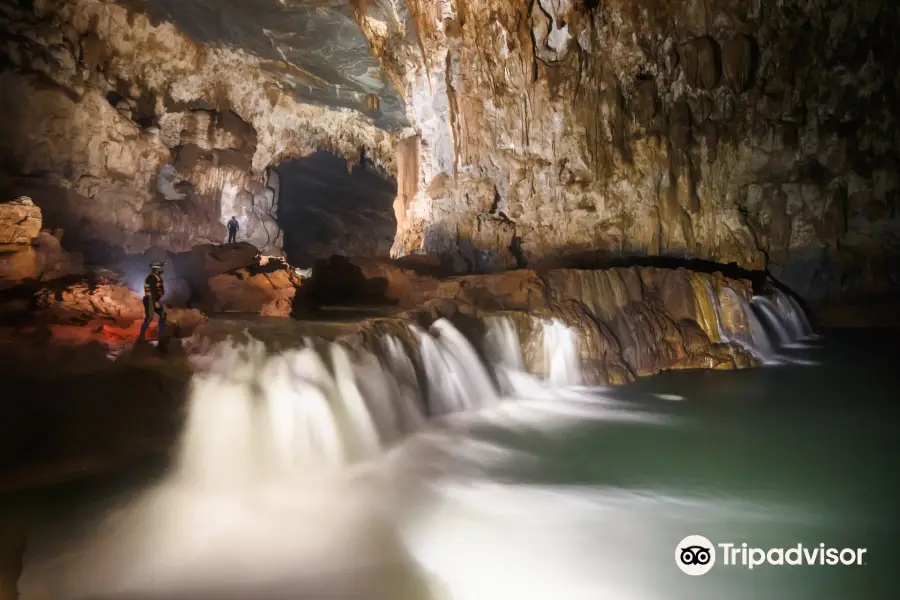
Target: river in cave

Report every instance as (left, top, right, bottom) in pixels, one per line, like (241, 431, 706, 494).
(4, 303, 897, 600)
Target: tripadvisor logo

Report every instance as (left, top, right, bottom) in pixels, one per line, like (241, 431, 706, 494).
(676, 535, 716, 576)
(675, 535, 868, 575)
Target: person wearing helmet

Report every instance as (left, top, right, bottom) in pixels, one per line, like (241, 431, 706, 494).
(138, 261, 167, 343)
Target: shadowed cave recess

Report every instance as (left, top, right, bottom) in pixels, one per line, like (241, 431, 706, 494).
(276, 151, 397, 267)
(1, 1, 900, 598)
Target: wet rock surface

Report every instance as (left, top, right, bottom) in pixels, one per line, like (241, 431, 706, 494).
(309, 258, 761, 385)
(353, 0, 900, 300)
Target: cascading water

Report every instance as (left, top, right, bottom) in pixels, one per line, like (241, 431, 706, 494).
(720, 288, 776, 362)
(752, 295, 811, 349)
(538, 319, 582, 387)
(20, 316, 646, 600)
(483, 315, 530, 397)
(774, 289, 815, 339)
(18, 298, 829, 600)
(415, 320, 500, 415)
(699, 282, 815, 365)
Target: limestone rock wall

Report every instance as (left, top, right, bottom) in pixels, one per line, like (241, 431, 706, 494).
(0, 0, 397, 257)
(354, 0, 900, 299)
(0, 196, 82, 287)
(346, 264, 759, 385)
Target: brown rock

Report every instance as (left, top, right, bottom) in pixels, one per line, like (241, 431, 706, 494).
(0, 245, 40, 285)
(260, 297, 293, 317)
(669, 100, 692, 150)
(722, 34, 756, 92)
(206, 265, 298, 314)
(183, 243, 260, 278)
(680, 36, 721, 90)
(0, 197, 42, 245)
(34, 279, 143, 323)
(305, 256, 439, 307)
(165, 307, 208, 337)
(33, 231, 83, 281)
(630, 78, 658, 125)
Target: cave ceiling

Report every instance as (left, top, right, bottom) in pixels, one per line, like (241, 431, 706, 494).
(118, 0, 409, 131)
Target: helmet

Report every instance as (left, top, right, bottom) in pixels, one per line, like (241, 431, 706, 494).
(149, 261, 165, 272)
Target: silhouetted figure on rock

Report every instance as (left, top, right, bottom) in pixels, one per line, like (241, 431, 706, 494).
(227, 215, 240, 244)
(137, 261, 167, 349)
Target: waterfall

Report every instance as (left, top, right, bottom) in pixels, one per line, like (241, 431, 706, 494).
(774, 289, 814, 339)
(706, 283, 815, 364)
(752, 296, 794, 347)
(484, 316, 527, 395)
(484, 316, 525, 373)
(744, 303, 776, 360)
(173, 290, 820, 488)
(538, 319, 582, 387)
(720, 288, 776, 362)
(414, 320, 500, 415)
(180, 318, 585, 482)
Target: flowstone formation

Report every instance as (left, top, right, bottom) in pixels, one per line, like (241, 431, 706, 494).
(0, 0, 397, 259)
(353, 0, 900, 299)
(307, 259, 760, 385)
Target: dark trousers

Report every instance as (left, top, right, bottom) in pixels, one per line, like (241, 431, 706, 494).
(228, 229, 237, 243)
(138, 296, 166, 340)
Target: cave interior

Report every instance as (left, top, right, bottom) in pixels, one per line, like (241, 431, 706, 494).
(275, 151, 397, 268)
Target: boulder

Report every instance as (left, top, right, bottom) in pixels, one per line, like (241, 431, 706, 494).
(179, 242, 259, 278)
(303, 256, 439, 307)
(32, 231, 83, 281)
(205, 264, 299, 314)
(0, 232, 83, 287)
(0, 197, 42, 244)
(34, 278, 143, 323)
(0, 245, 40, 284)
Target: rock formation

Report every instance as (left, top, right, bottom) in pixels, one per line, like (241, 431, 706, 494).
(353, 0, 900, 299)
(0, 0, 397, 259)
(0, 197, 82, 286)
(0, 240, 304, 360)
(308, 257, 760, 384)
(2, 0, 898, 304)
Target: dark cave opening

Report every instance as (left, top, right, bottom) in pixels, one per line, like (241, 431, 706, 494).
(275, 151, 397, 267)
(104, 90, 123, 107)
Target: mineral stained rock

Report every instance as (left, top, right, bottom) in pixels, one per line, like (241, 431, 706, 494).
(0, 0, 396, 258)
(312, 258, 759, 384)
(352, 0, 900, 299)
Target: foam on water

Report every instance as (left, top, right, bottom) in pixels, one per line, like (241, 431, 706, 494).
(19, 302, 820, 600)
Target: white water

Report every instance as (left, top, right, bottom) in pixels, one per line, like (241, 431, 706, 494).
(539, 319, 583, 386)
(712, 286, 812, 365)
(20, 301, 818, 600)
(751, 289, 818, 355)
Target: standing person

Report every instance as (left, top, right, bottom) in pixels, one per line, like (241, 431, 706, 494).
(138, 261, 167, 344)
(227, 215, 240, 244)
